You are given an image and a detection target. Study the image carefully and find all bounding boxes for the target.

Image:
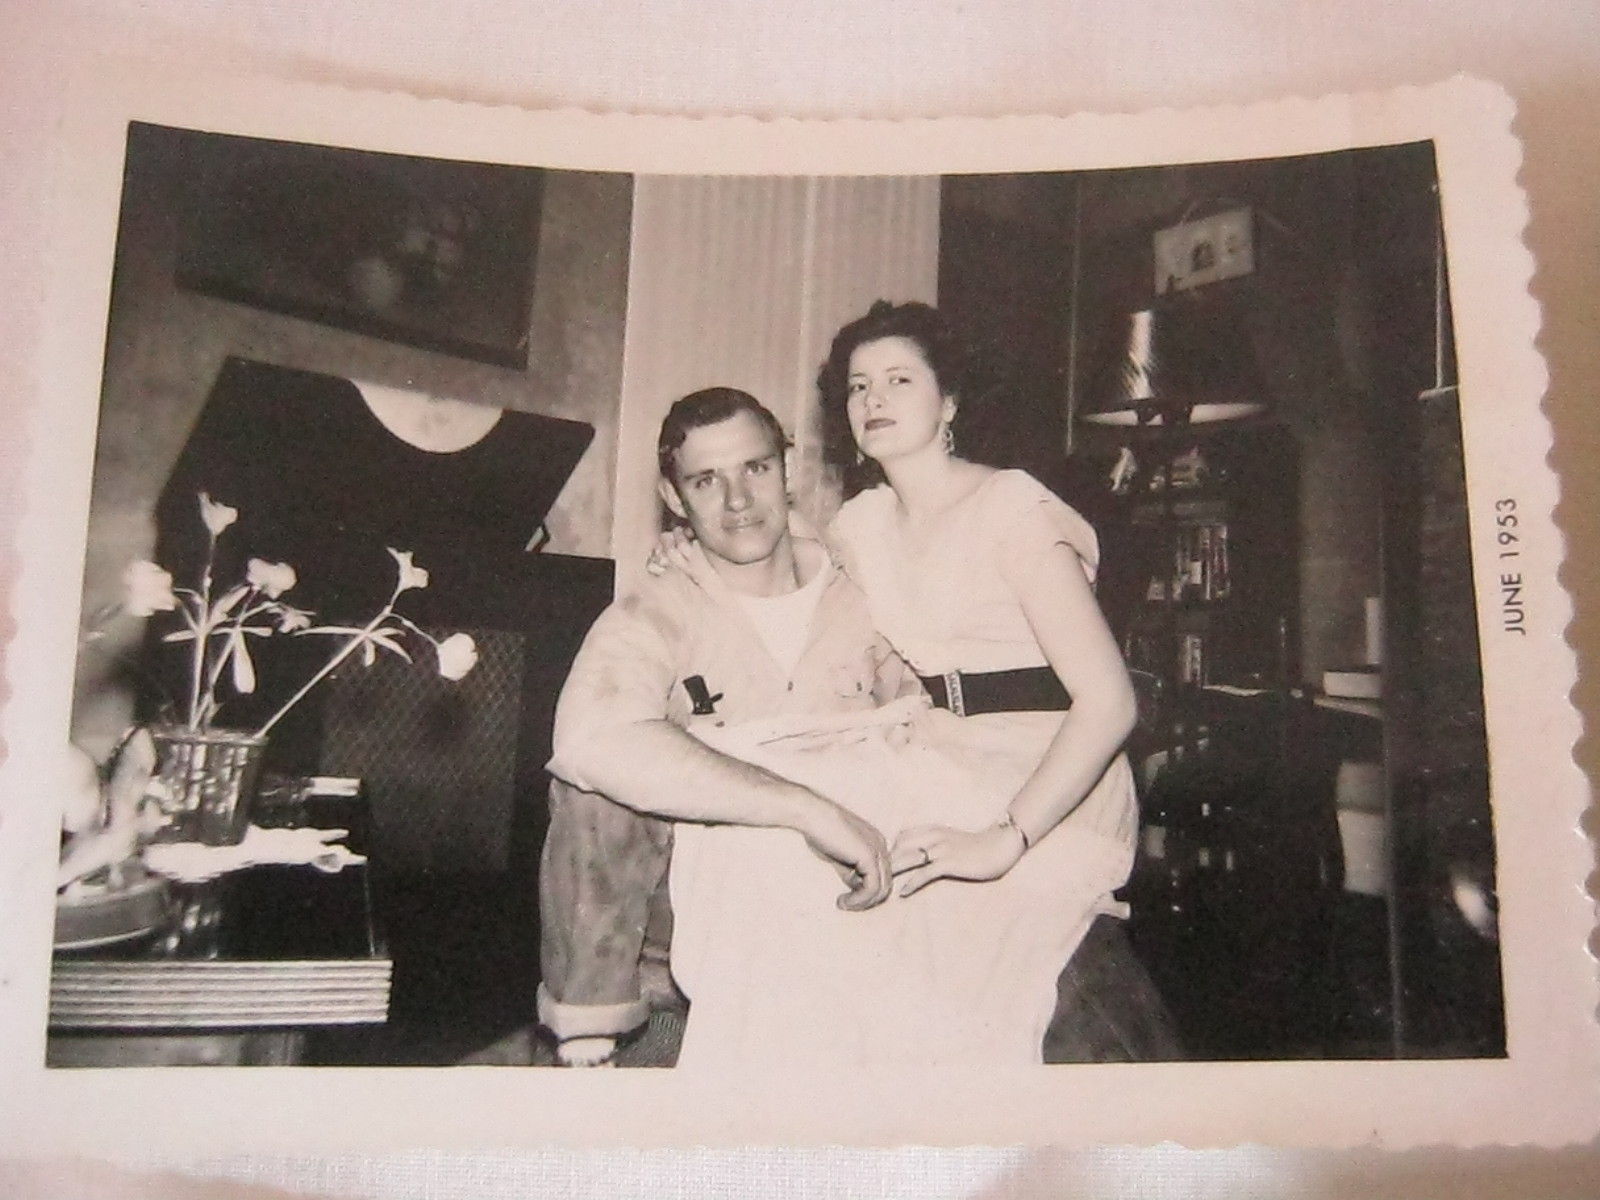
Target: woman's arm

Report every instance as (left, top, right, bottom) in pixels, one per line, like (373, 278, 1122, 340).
(890, 540, 1136, 894)
(1001, 540, 1138, 836)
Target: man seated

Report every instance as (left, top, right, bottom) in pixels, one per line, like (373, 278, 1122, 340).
(539, 387, 908, 1065)
(538, 387, 1179, 1066)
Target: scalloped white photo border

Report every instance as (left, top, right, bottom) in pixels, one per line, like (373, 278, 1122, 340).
(0, 64, 1592, 1152)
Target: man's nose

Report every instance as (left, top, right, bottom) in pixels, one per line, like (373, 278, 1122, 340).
(724, 475, 752, 510)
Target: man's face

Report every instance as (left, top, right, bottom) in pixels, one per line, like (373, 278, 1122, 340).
(660, 409, 789, 569)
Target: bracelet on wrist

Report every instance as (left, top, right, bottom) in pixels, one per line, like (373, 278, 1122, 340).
(996, 810, 1032, 853)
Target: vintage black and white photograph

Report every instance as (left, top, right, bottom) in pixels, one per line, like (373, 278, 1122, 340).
(43, 119, 1504, 1071)
(0, 73, 1588, 1152)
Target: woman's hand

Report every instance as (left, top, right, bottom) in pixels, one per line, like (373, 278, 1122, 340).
(645, 526, 716, 583)
(889, 821, 1026, 897)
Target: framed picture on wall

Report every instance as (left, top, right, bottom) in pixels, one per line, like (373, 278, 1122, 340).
(171, 125, 544, 369)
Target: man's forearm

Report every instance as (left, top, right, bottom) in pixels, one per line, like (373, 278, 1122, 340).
(554, 719, 816, 832)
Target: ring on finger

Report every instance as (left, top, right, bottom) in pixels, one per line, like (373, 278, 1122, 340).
(919, 847, 931, 868)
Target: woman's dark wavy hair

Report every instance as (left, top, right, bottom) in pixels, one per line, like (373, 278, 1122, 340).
(817, 300, 996, 496)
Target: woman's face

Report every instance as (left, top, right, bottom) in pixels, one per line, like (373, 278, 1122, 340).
(845, 335, 956, 464)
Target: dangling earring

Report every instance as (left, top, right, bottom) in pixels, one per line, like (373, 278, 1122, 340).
(940, 420, 955, 456)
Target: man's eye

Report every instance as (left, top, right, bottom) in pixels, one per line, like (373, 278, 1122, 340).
(749, 460, 771, 475)
(690, 476, 715, 490)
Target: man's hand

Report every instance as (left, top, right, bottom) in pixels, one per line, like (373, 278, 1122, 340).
(794, 794, 892, 911)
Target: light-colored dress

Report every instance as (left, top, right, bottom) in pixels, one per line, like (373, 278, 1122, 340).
(829, 469, 1138, 848)
(667, 470, 1137, 1070)
(830, 468, 1138, 1056)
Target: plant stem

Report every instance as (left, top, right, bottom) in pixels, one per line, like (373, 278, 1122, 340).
(392, 613, 442, 649)
(252, 598, 397, 738)
(186, 549, 216, 729)
(200, 589, 265, 706)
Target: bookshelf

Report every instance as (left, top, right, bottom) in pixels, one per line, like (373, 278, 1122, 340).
(1077, 421, 1337, 1057)
(1094, 421, 1299, 702)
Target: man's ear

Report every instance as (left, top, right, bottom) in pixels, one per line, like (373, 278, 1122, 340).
(658, 475, 688, 521)
(782, 444, 797, 493)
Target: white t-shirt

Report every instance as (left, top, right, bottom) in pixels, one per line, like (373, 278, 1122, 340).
(730, 562, 828, 679)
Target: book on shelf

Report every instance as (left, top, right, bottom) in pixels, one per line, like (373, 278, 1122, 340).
(1178, 632, 1207, 685)
(1166, 520, 1231, 603)
(1122, 630, 1207, 686)
(1212, 523, 1230, 598)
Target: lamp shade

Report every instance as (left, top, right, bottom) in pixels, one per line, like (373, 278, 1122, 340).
(1083, 304, 1268, 427)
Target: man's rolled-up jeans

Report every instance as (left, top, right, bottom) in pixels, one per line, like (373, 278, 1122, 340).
(538, 778, 675, 1065)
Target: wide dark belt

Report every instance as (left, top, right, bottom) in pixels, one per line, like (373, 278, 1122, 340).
(917, 666, 1071, 717)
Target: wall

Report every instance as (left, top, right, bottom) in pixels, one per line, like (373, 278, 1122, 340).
(72, 124, 631, 750)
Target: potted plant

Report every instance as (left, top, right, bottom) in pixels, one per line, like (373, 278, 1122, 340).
(99, 492, 479, 847)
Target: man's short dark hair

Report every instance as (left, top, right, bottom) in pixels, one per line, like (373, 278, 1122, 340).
(656, 387, 788, 481)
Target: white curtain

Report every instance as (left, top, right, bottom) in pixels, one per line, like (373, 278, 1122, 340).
(611, 175, 939, 593)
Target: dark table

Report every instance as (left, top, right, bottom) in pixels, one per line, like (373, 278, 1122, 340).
(48, 786, 390, 1068)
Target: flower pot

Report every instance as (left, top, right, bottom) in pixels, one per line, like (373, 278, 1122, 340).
(149, 726, 268, 846)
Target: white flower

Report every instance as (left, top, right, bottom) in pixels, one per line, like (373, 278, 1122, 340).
(198, 493, 239, 536)
(435, 632, 478, 681)
(246, 558, 297, 599)
(275, 606, 312, 632)
(122, 561, 177, 617)
(387, 548, 430, 593)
